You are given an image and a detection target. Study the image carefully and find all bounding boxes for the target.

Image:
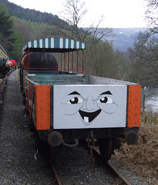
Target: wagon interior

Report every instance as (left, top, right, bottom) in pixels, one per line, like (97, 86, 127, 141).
(27, 74, 137, 86)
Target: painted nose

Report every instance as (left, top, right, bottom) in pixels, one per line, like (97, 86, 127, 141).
(83, 96, 98, 111)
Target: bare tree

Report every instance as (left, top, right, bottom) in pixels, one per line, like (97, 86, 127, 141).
(52, 0, 128, 80)
(56, 0, 113, 46)
(145, 0, 158, 28)
(61, 0, 87, 40)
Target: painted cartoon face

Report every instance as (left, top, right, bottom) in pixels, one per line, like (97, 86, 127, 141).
(54, 85, 127, 129)
(61, 90, 117, 125)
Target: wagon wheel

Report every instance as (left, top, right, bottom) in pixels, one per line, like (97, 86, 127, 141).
(99, 138, 113, 161)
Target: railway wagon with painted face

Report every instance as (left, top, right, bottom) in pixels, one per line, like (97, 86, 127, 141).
(19, 37, 141, 161)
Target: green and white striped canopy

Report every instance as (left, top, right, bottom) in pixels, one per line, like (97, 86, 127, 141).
(22, 37, 86, 53)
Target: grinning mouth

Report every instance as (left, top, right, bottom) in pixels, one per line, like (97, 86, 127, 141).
(79, 109, 101, 123)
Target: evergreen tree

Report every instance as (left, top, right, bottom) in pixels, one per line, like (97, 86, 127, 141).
(0, 3, 14, 38)
(10, 30, 24, 61)
(0, 3, 15, 55)
(0, 3, 24, 61)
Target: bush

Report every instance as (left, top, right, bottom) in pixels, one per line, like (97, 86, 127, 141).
(113, 111, 158, 184)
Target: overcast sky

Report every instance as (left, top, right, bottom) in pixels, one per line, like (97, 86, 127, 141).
(8, 0, 147, 28)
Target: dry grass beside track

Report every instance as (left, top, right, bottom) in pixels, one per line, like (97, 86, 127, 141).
(112, 111, 158, 185)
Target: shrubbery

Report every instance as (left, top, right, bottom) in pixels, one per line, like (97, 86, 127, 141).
(113, 111, 158, 184)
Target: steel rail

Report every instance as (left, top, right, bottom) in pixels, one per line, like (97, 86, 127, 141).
(93, 147, 131, 185)
(51, 164, 63, 185)
(107, 161, 131, 185)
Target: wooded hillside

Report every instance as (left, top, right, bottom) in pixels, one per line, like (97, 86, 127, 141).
(0, 0, 68, 26)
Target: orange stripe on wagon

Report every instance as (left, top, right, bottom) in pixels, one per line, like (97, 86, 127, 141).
(35, 85, 50, 130)
(128, 85, 141, 128)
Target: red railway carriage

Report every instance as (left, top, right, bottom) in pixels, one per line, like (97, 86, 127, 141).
(19, 37, 141, 162)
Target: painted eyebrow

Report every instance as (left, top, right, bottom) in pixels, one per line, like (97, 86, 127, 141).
(100, 91, 112, 95)
(68, 91, 81, 95)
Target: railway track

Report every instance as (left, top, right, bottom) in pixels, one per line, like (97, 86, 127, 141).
(50, 146, 131, 185)
(93, 147, 131, 185)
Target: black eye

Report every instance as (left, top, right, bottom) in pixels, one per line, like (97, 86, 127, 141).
(67, 97, 83, 104)
(98, 97, 113, 104)
(100, 97, 108, 103)
(70, 97, 78, 104)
